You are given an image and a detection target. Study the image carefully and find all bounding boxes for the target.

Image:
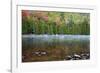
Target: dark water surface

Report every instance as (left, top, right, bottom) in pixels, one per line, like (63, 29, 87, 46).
(22, 35, 90, 62)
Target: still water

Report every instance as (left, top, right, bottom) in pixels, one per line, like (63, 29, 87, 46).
(22, 35, 90, 62)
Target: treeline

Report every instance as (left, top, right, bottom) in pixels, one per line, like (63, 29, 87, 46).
(22, 10, 90, 35)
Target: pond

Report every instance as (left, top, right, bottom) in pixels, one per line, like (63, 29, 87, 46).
(22, 35, 90, 62)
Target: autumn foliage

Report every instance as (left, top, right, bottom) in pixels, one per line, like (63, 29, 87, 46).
(22, 10, 90, 35)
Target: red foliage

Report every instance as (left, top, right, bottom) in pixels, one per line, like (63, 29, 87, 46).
(22, 10, 31, 18)
(42, 16, 49, 22)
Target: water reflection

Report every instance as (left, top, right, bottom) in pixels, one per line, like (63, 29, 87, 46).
(22, 35, 90, 62)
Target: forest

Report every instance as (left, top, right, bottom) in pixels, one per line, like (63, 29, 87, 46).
(22, 10, 90, 35)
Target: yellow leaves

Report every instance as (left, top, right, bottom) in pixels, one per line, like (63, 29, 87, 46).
(54, 17, 62, 26)
(32, 11, 49, 22)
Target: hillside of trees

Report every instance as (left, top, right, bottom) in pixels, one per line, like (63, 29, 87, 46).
(22, 10, 90, 35)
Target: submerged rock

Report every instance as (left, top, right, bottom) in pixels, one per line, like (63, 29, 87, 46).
(81, 53, 90, 59)
(41, 51, 47, 55)
(32, 51, 47, 56)
(64, 53, 90, 60)
(72, 53, 81, 60)
(65, 55, 72, 60)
